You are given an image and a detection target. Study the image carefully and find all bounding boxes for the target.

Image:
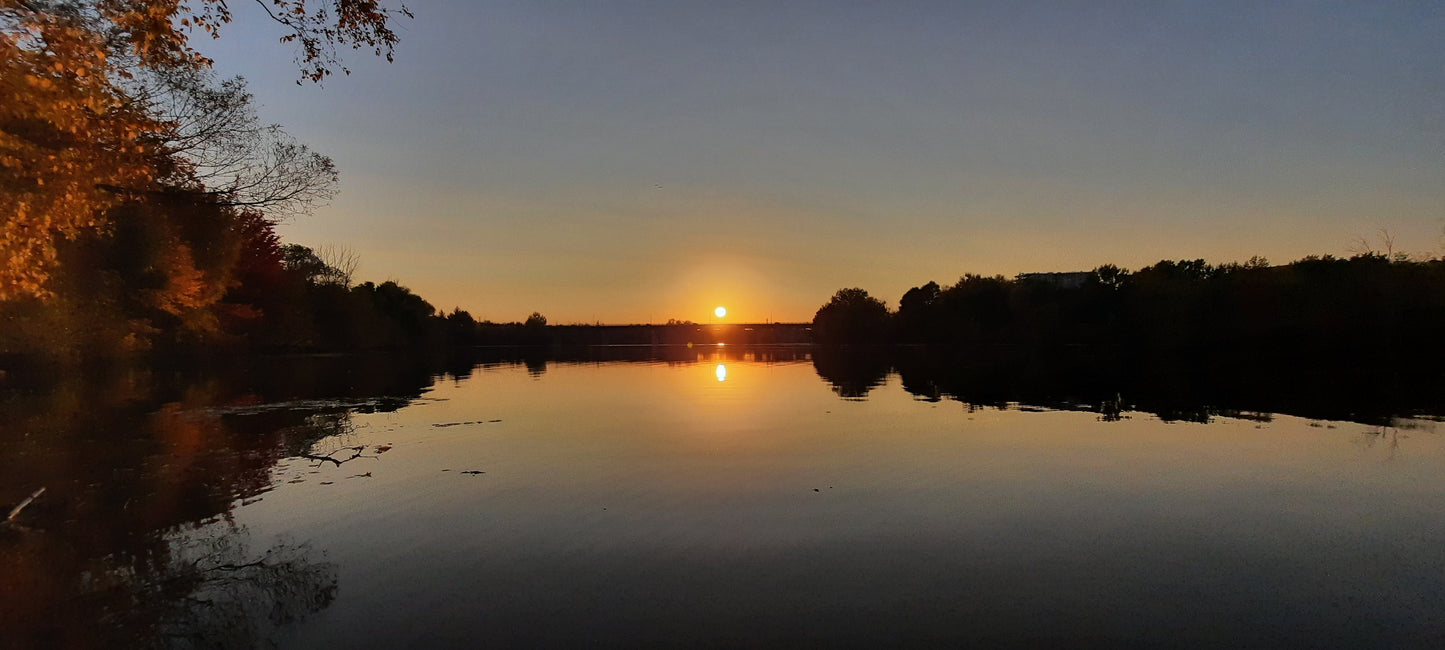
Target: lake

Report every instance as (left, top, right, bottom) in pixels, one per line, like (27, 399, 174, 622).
(2, 346, 1443, 648)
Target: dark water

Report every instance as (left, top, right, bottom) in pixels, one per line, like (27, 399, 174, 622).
(2, 347, 1443, 648)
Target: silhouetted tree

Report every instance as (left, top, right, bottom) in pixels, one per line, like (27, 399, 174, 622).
(812, 288, 890, 344)
(934, 274, 1012, 344)
(359, 281, 440, 346)
(523, 312, 550, 345)
(896, 281, 942, 342)
(281, 244, 333, 284)
(446, 308, 479, 345)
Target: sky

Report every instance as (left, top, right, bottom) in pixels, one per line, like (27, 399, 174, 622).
(195, 1, 1445, 323)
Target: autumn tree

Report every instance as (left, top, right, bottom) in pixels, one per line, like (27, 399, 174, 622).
(1, 0, 408, 300)
(1, 2, 158, 299)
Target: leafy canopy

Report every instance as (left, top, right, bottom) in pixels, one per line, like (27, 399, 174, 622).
(0, 0, 408, 300)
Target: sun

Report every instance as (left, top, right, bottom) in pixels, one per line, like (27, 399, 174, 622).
(714, 306, 727, 318)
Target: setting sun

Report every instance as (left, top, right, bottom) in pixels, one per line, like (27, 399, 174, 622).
(714, 306, 727, 318)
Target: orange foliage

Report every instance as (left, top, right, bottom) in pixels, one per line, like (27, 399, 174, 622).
(1, 0, 408, 301)
(0, 4, 160, 299)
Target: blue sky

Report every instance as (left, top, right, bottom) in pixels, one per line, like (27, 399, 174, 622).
(197, 1, 1445, 322)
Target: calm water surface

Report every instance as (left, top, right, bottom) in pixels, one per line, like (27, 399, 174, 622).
(2, 348, 1443, 647)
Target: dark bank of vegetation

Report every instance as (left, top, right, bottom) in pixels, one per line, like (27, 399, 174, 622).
(810, 254, 1445, 420)
(0, 220, 550, 358)
(0, 229, 557, 356)
(814, 255, 1445, 356)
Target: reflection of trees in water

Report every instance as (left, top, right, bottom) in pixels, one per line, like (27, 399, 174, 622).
(819, 345, 1445, 425)
(0, 355, 442, 648)
(810, 348, 890, 400)
(524, 354, 548, 377)
(2, 346, 843, 646)
(150, 526, 337, 649)
(1097, 393, 1125, 422)
(1364, 427, 1403, 460)
(77, 523, 339, 650)
(2, 521, 336, 649)
(282, 410, 359, 457)
(1352, 420, 1439, 460)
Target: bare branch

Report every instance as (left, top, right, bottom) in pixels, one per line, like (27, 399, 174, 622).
(126, 69, 339, 218)
(1378, 228, 1396, 259)
(315, 244, 359, 288)
(5, 487, 45, 523)
(297, 446, 372, 467)
(1346, 235, 1374, 256)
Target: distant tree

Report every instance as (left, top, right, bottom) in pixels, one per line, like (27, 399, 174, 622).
(447, 307, 477, 328)
(521, 311, 549, 345)
(1348, 228, 1399, 260)
(895, 280, 941, 342)
(445, 307, 478, 345)
(899, 281, 941, 313)
(935, 274, 1013, 343)
(315, 244, 359, 287)
(812, 288, 890, 344)
(1091, 264, 1126, 289)
(363, 280, 437, 343)
(1243, 256, 1270, 270)
(281, 244, 333, 284)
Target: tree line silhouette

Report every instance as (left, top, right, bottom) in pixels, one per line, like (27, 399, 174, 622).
(813, 255, 1445, 358)
(810, 254, 1445, 419)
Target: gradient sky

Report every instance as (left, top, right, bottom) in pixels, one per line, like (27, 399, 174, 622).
(195, 1, 1445, 323)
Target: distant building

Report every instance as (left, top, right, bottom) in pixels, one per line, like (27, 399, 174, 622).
(1015, 271, 1091, 289)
